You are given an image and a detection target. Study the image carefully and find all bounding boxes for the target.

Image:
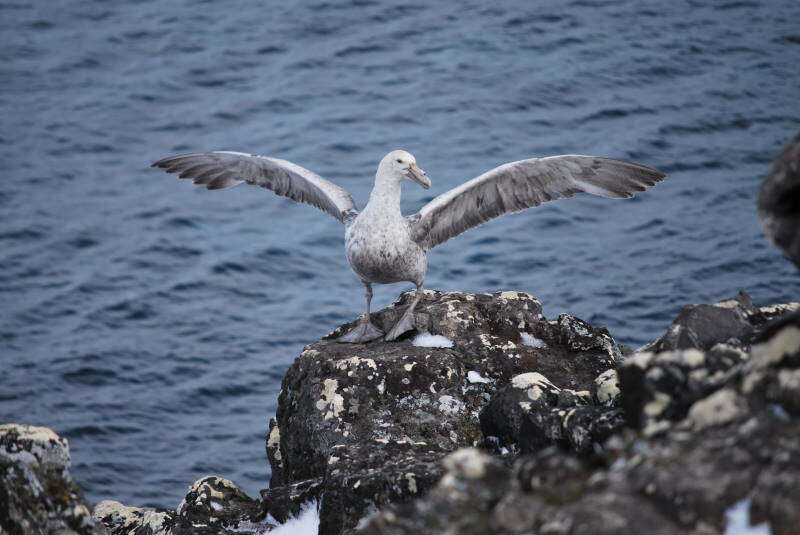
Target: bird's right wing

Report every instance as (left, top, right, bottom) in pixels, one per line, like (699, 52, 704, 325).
(409, 155, 666, 250)
(152, 151, 358, 223)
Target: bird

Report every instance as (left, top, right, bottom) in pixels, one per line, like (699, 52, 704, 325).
(152, 149, 666, 343)
(758, 132, 800, 268)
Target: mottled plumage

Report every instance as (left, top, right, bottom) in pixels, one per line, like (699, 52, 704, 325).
(152, 149, 666, 342)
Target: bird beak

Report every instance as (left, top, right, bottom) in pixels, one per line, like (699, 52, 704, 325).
(406, 163, 431, 189)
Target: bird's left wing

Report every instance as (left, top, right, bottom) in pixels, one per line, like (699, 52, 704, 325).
(152, 151, 358, 223)
(409, 155, 666, 250)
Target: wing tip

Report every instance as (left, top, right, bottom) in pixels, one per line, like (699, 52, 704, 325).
(151, 156, 181, 169)
(151, 152, 206, 169)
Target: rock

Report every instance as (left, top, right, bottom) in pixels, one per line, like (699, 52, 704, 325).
(94, 501, 173, 535)
(328, 290, 545, 345)
(758, 131, 800, 268)
(14, 290, 798, 535)
(357, 305, 800, 535)
(318, 441, 447, 535)
(174, 476, 263, 533)
(617, 346, 744, 434)
(645, 292, 757, 352)
(265, 290, 622, 533)
(479, 372, 624, 455)
(95, 476, 268, 535)
(480, 372, 564, 454)
(259, 478, 322, 524)
(267, 341, 473, 488)
(0, 423, 105, 535)
(644, 292, 800, 355)
(0, 424, 268, 535)
(685, 388, 747, 431)
(358, 448, 511, 535)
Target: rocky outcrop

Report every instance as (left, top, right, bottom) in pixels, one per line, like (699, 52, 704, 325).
(7, 290, 800, 535)
(94, 476, 268, 535)
(641, 291, 793, 353)
(0, 423, 105, 535)
(265, 290, 627, 534)
(358, 298, 800, 535)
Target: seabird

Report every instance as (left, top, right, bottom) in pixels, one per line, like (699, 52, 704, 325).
(152, 149, 666, 343)
(759, 132, 800, 268)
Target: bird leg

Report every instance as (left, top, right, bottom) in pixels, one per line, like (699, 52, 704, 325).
(384, 283, 424, 341)
(337, 282, 384, 343)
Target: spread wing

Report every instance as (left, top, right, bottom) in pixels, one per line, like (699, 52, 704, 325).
(409, 155, 666, 250)
(151, 151, 358, 223)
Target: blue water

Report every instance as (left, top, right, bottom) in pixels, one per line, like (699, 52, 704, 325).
(2, 0, 799, 509)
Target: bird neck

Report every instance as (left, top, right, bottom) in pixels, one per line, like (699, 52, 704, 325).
(365, 178, 403, 217)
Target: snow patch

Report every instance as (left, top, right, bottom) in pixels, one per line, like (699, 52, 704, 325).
(467, 371, 491, 384)
(520, 332, 547, 348)
(724, 497, 769, 535)
(271, 501, 319, 535)
(412, 333, 454, 348)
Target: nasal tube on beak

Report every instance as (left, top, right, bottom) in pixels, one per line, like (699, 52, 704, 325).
(407, 163, 431, 189)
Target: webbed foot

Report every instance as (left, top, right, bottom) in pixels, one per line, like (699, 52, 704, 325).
(383, 313, 416, 341)
(337, 320, 384, 344)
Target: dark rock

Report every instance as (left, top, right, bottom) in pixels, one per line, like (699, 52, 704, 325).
(357, 308, 800, 535)
(95, 476, 269, 535)
(94, 501, 175, 535)
(548, 314, 620, 357)
(758, 131, 800, 268)
(617, 345, 745, 432)
(358, 448, 511, 535)
(479, 372, 624, 455)
(267, 340, 475, 487)
(646, 292, 757, 352)
(480, 372, 563, 453)
(556, 405, 624, 454)
(174, 476, 263, 532)
(266, 290, 622, 533)
(259, 477, 322, 524)
(0, 423, 105, 535)
(319, 441, 447, 535)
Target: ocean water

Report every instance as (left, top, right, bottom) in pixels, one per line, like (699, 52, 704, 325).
(1, 0, 799, 509)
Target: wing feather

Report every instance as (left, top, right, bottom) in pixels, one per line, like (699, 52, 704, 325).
(151, 151, 358, 223)
(410, 155, 666, 249)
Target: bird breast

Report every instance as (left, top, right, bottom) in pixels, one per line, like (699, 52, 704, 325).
(345, 214, 426, 285)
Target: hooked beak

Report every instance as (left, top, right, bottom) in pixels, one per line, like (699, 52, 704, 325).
(406, 162, 431, 189)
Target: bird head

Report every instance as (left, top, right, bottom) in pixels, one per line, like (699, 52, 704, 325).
(379, 150, 430, 189)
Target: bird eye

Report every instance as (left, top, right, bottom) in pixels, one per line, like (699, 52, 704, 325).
(396, 159, 403, 163)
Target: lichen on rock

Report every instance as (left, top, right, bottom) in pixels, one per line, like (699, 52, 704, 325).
(0, 423, 105, 535)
